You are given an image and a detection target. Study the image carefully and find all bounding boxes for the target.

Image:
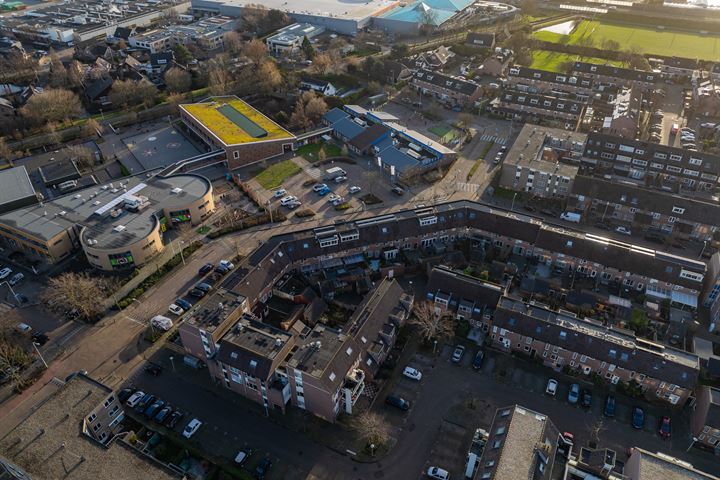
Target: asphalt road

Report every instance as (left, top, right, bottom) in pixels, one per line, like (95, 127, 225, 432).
(127, 343, 720, 479)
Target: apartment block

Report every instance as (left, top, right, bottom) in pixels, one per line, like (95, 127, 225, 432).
(411, 68, 482, 106)
(571, 62, 660, 89)
(489, 89, 586, 130)
(507, 65, 595, 96)
(692, 386, 720, 454)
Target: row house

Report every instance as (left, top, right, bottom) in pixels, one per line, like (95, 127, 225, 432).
(507, 65, 595, 96)
(602, 87, 642, 140)
(692, 386, 720, 454)
(582, 132, 720, 192)
(571, 62, 660, 90)
(411, 68, 483, 107)
(489, 89, 585, 130)
(650, 56, 698, 79)
(491, 297, 700, 405)
(570, 174, 720, 241)
(425, 265, 505, 326)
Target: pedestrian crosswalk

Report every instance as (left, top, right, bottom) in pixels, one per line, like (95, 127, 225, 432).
(305, 167, 323, 180)
(480, 134, 507, 145)
(456, 182, 481, 193)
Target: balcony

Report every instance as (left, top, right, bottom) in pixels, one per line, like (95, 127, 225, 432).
(342, 369, 365, 413)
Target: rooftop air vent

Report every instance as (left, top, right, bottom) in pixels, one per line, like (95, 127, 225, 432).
(113, 225, 126, 232)
(171, 187, 183, 194)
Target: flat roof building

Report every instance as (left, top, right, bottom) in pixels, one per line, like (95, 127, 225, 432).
(266, 23, 325, 55)
(180, 96, 295, 169)
(0, 173, 214, 270)
(0, 166, 37, 214)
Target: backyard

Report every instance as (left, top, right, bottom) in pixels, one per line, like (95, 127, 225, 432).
(529, 50, 626, 73)
(533, 20, 720, 60)
(253, 159, 302, 189)
(296, 143, 342, 162)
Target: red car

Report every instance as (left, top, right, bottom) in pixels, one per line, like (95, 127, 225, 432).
(659, 416, 671, 439)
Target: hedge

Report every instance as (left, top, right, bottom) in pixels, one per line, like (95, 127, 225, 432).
(206, 211, 285, 239)
(115, 241, 203, 309)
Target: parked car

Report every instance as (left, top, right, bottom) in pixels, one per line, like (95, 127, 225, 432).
(615, 226, 631, 235)
(8, 273, 23, 286)
(182, 418, 202, 438)
(166, 410, 184, 429)
(31, 332, 49, 346)
(175, 299, 192, 310)
(168, 304, 184, 315)
(334, 175, 348, 184)
(317, 186, 331, 196)
(215, 264, 230, 274)
(189, 288, 206, 298)
(234, 448, 254, 465)
(195, 282, 212, 293)
(312, 183, 328, 192)
(198, 263, 214, 276)
(472, 350, 485, 370)
(255, 457, 272, 479)
(118, 388, 135, 403)
(659, 416, 671, 439)
(427, 466, 450, 480)
(150, 315, 173, 331)
(403, 366, 422, 381)
(568, 383, 580, 404)
(632, 407, 645, 429)
(391, 186, 405, 196)
(348, 186, 362, 194)
(126, 391, 145, 408)
(580, 389, 592, 408)
(546, 379, 558, 396)
(0, 267, 12, 280)
(144, 400, 165, 419)
(145, 365, 162, 376)
(273, 188, 287, 198)
(451, 345, 465, 363)
(385, 395, 410, 411)
(134, 394, 156, 413)
(604, 395, 616, 417)
(154, 406, 172, 424)
(279, 195, 297, 206)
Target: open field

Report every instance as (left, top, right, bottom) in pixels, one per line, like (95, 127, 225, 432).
(529, 50, 626, 73)
(533, 20, 720, 60)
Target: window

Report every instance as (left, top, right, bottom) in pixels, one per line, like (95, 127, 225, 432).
(619, 144, 634, 153)
(530, 98, 539, 105)
(233, 151, 240, 159)
(669, 154, 682, 162)
(543, 100, 552, 107)
(318, 236, 339, 248)
(672, 206, 685, 214)
(419, 216, 437, 226)
(654, 152, 667, 160)
(88, 414, 97, 423)
(689, 157, 702, 166)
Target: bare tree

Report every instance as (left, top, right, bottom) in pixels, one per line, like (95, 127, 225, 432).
(65, 144, 95, 170)
(243, 39, 268, 67)
(224, 31, 242, 55)
(312, 53, 332, 75)
(164, 67, 192, 93)
(109, 79, 157, 108)
(0, 137, 15, 164)
(257, 60, 283, 93)
(21, 88, 81, 124)
(317, 147, 327, 163)
(351, 412, 392, 447)
(409, 301, 455, 342)
(289, 98, 310, 130)
(302, 92, 328, 125)
(208, 54, 233, 95)
(84, 118, 103, 138)
(42, 272, 108, 322)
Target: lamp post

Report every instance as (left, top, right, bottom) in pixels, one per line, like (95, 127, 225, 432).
(33, 342, 48, 369)
(370, 443, 376, 456)
(0, 280, 20, 307)
(169, 356, 175, 372)
(510, 192, 517, 212)
(687, 437, 698, 452)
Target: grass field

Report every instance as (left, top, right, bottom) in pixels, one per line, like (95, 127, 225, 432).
(530, 50, 626, 73)
(296, 143, 342, 162)
(254, 159, 301, 190)
(533, 20, 720, 60)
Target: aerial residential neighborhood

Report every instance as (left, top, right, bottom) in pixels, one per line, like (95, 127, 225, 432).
(1, 0, 720, 478)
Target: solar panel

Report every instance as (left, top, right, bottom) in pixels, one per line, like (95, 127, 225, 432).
(94, 183, 147, 215)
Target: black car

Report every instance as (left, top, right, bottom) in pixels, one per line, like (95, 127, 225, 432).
(165, 410, 184, 429)
(215, 264, 230, 274)
(581, 389, 592, 408)
(199, 263, 214, 276)
(154, 406, 172, 424)
(604, 395, 616, 417)
(175, 299, 192, 310)
(118, 387, 135, 403)
(195, 282, 212, 293)
(523, 205, 536, 212)
(385, 395, 410, 411)
(144, 400, 165, 419)
(632, 407, 645, 429)
(255, 457, 272, 479)
(189, 288, 206, 298)
(31, 332, 49, 346)
(472, 350, 485, 370)
(391, 186, 405, 196)
(145, 365, 162, 376)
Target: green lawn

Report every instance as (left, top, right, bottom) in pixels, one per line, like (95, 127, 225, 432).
(530, 50, 626, 73)
(296, 143, 342, 162)
(253, 160, 302, 190)
(533, 20, 720, 60)
(429, 124, 455, 138)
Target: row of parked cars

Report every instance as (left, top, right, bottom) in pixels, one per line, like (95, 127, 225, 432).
(120, 387, 187, 431)
(545, 379, 671, 438)
(166, 260, 235, 316)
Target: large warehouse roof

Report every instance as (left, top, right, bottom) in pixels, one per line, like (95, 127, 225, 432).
(192, 0, 398, 21)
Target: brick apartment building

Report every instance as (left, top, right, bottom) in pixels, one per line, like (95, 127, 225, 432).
(692, 386, 720, 454)
(571, 62, 660, 89)
(489, 89, 586, 129)
(491, 297, 700, 405)
(411, 68, 482, 107)
(507, 65, 595, 96)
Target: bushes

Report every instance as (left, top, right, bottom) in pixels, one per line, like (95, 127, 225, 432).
(467, 140, 494, 181)
(206, 211, 285, 239)
(360, 193, 382, 205)
(295, 208, 316, 218)
(115, 241, 202, 309)
(335, 202, 351, 211)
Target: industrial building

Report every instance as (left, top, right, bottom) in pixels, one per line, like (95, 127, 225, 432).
(266, 23, 325, 55)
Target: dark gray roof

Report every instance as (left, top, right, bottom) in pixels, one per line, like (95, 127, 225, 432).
(332, 117, 365, 140)
(323, 107, 349, 125)
(466, 32, 494, 46)
(83, 77, 112, 101)
(348, 123, 389, 151)
(413, 69, 480, 96)
(508, 65, 594, 89)
(494, 297, 699, 388)
(0, 166, 36, 207)
(571, 175, 720, 226)
(500, 89, 586, 113)
(572, 62, 660, 83)
(426, 265, 504, 312)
